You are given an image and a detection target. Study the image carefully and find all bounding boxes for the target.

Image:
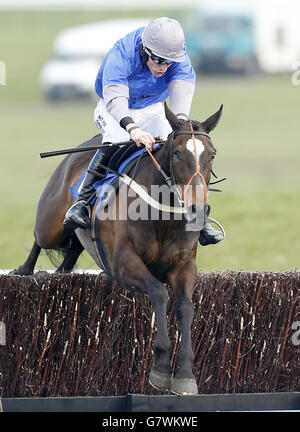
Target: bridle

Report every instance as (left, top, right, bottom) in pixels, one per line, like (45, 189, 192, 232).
(145, 123, 211, 207)
(169, 124, 211, 206)
(133, 123, 226, 237)
(146, 122, 211, 207)
(174, 125, 211, 183)
(172, 129, 211, 140)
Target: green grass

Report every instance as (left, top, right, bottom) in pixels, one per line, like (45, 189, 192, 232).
(0, 10, 299, 271)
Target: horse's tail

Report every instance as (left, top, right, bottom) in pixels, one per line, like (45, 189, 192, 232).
(44, 237, 74, 269)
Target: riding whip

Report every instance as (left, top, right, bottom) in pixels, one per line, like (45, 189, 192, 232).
(40, 138, 165, 159)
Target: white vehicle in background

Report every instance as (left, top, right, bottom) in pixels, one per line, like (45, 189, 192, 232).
(39, 18, 149, 101)
(191, 0, 300, 74)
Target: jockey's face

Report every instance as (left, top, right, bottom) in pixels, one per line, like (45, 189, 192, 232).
(147, 57, 171, 77)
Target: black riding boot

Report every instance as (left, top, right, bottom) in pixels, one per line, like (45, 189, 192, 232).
(199, 223, 224, 246)
(64, 145, 115, 230)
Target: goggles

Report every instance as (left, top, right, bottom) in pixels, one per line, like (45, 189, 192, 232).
(143, 46, 172, 65)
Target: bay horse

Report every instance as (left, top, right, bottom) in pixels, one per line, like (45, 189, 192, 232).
(15, 103, 223, 394)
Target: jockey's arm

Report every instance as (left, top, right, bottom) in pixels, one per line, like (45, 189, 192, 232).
(103, 84, 155, 150)
(168, 79, 195, 121)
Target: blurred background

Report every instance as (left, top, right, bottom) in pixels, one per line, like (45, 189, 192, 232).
(0, 0, 299, 272)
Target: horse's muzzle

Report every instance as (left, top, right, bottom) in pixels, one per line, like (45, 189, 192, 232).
(185, 203, 210, 232)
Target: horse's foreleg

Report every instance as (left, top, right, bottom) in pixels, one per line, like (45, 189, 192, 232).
(115, 247, 173, 392)
(56, 235, 84, 273)
(147, 278, 173, 391)
(12, 241, 41, 275)
(168, 259, 198, 395)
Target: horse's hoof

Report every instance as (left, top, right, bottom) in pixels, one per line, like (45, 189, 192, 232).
(149, 368, 173, 393)
(171, 377, 198, 395)
(9, 268, 32, 276)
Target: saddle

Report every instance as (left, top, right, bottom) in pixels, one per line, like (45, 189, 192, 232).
(108, 142, 140, 172)
(70, 143, 160, 203)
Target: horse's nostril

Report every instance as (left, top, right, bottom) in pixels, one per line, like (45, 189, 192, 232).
(191, 204, 197, 213)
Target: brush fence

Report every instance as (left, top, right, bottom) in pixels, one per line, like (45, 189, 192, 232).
(0, 271, 299, 397)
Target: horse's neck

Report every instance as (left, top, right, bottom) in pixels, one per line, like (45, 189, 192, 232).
(131, 141, 171, 188)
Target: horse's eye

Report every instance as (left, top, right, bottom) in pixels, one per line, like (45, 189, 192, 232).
(174, 149, 181, 160)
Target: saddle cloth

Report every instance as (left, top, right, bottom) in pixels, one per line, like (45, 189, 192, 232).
(69, 144, 160, 278)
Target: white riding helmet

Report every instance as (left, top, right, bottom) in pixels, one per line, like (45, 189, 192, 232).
(142, 17, 186, 63)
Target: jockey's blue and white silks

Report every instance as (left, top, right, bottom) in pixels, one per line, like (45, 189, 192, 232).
(95, 27, 196, 110)
(93, 26, 196, 144)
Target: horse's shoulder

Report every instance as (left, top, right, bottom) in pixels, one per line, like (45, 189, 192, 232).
(78, 134, 102, 149)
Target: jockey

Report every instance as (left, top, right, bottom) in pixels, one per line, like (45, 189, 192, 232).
(64, 17, 223, 246)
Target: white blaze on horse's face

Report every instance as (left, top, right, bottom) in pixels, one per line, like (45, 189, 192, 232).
(186, 138, 205, 159)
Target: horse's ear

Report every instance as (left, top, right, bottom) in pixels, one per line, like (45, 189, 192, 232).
(164, 102, 181, 131)
(202, 104, 223, 133)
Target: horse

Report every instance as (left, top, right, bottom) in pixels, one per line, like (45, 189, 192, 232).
(14, 103, 223, 394)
